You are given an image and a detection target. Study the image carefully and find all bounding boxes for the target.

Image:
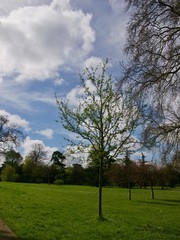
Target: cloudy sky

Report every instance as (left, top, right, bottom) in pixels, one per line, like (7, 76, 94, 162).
(0, 0, 131, 160)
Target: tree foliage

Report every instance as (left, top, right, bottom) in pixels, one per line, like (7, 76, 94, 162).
(4, 150, 23, 167)
(123, 0, 180, 152)
(22, 156, 48, 183)
(51, 151, 65, 167)
(1, 164, 19, 182)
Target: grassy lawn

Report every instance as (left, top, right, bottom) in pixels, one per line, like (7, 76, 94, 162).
(0, 183, 179, 240)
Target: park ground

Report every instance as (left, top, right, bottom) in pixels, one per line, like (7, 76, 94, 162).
(0, 183, 180, 240)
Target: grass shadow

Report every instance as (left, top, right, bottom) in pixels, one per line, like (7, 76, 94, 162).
(136, 199, 179, 206)
(158, 199, 180, 204)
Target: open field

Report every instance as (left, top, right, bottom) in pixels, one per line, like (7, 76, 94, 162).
(0, 183, 180, 240)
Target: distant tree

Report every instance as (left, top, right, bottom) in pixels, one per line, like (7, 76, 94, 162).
(122, 0, 180, 155)
(136, 153, 149, 188)
(146, 163, 158, 199)
(84, 166, 99, 186)
(157, 165, 168, 190)
(88, 146, 115, 170)
(171, 150, 180, 172)
(106, 163, 123, 187)
(1, 164, 18, 182)
(51, 151, 65, 167)
(49, 151, 66, 184)
(56, 60, 142, 219)
(1, 150, 23, 181)
(0, 115, 23, 154)
(4, 150, 23, 167)
(165, 163, 179, 187)
(71, 164, 86, 185)
(28, 143, 47, 163)
(88, 147, 115, 186)
(22, 156, 47, 183)
(64, 167, 74, 184)
(122, 151, 136, 200)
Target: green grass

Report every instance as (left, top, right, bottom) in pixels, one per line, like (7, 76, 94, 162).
(0, 183, 180, 240)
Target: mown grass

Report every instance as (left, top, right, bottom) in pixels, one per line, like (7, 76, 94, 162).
(0, 183, 179, 240)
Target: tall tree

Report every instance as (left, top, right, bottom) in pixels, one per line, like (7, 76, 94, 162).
(4, 150, 23, 167)
(123, 150, 135, 200)
(49, 151, 66, 184)
(122, 0, 180, 154)
(27, 143, 47, 163)
(56, 60, 142, 219)
(22, 155, 48, 183)
(1, 150, 23, 180)
(51, 151, 65, 167)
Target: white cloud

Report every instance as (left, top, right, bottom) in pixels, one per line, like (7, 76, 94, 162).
(108, 0, 126, 13)
(0, 0, 51, 16)
(36, 128, 54, 139)
(54, 78, 65, 86)
(64, 145, 90, 167)
(0, 0, 95, 82)
(0, 77, 57, 110)
(66, 85, 84, 106)
(83, 56, 103, 69)
(0, 109, 30, 131)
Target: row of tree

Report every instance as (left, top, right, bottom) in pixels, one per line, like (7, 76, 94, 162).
(1, 147, 179, 190)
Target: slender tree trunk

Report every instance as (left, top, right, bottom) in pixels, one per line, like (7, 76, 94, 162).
(128, 182, 131, 200)
(98, 158, 103, 220)
(151, 183, 154, 199)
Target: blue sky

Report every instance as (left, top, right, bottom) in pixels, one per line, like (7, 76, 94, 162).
(0, 0, 140, 162)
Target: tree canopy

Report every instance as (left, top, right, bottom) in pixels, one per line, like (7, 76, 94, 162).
(0, 115, 24, 154)
(122, 0, 180, 153)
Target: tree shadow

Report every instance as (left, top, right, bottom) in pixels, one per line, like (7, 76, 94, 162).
(158, 199, 180, 204)
(137, 199, 180, 206)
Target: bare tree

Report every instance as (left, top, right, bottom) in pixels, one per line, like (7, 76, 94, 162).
(0, 115, 23, 154)
(122, 0, 180, 153)
(28, 143, 47, 163)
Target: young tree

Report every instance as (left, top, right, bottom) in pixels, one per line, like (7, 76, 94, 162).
(56, 61, 142, 219)
(122, 0, 180, 154)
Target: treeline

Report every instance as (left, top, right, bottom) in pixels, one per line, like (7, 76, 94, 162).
(0, 149, 179, 189)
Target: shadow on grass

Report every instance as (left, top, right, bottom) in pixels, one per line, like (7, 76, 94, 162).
(137, 199, 180, 206)
(158, 199, 180, 204)
(18, 238, 36, 240)
(135, 223, 180, 237)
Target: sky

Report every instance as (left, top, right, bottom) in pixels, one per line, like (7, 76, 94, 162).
(0, 0, 142, 164)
